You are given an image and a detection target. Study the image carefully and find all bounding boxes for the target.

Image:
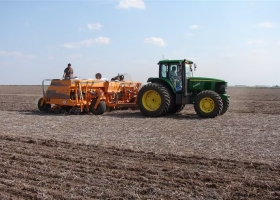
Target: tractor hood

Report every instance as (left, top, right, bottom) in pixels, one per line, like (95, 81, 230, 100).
(188, 77, 228, 95)
(189, 77, 226, 83)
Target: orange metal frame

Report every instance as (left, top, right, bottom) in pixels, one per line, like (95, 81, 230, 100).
(40, 78, 141, 111)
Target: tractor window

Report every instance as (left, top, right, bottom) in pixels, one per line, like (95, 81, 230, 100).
(168, 64, 181, 89)
(185, 64, 192, 77)
(169, 65, 178, 78)
(160, 64, 168, 78)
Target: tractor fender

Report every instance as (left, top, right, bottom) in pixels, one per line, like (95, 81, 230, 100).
(147, 77, 176, 93)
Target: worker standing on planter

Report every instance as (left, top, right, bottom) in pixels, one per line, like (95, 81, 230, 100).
(62, 63, 74, 79)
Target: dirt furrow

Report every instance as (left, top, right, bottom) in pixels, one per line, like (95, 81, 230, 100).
(0, 134, 279, 199)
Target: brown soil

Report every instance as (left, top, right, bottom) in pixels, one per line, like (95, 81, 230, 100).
(0, 86, 279, 199)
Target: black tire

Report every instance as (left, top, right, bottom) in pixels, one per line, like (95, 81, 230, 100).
(63, 106, 72, 113)
(54, 107, 61, 114)
(137, 83, 171, 117)
(90, 99, 106, 115)
(220, 99, 229, 115)
(47, 107, 53, 114)
(60, 107, 66, 114)
(165, 87, 175, 115)
(194, 90, 223, 118)
(37, 98, 45, 111)
(83, 107, 90, 113)
(69, 107, 81, 115)
(37, 98, 51, 112)
(170, 105, 185, 114)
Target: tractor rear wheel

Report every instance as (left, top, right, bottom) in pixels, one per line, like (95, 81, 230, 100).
(137, 83, 171, 117)
(194, 90, 223, 118)
(220, 99, 229, 115)
(165, 88, 175, 115)
(90, 99, 106, 115)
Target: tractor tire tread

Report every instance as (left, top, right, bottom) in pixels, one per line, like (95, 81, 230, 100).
(220, 99, 230, 115)
(194, 90, 223, 118)
(137, 83, 171, 117)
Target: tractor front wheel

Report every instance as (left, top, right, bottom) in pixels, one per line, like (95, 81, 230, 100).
(194, 90, 223, 118)
(90, 99, 106, 115)
(137, 83, 171, 117)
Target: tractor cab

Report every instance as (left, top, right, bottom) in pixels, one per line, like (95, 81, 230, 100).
(158, 59, 195, 92)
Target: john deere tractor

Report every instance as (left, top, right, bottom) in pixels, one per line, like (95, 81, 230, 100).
(137, 59, 230, 118)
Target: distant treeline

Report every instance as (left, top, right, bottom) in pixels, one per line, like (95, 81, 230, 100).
(230, 85, 279, 88)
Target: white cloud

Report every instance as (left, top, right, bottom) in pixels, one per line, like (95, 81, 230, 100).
(258, 22, 275, 28)
(117, 0, 145, 9)
(0, 50, 36, 60)
(63, 44, 79, 49)
(79, 39, 95, 46)
(94, 37, 110, 44)
(247, 40, 264, 45)
(144, 37, 166, 46)
(63, 37, 110, 49)
(189, 24, 199, 30)
(278, 41, 280, 45)
(79, 37, 110, 45)
(87, 23, 102, 30)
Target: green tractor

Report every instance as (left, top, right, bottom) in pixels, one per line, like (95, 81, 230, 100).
(137, 59, 230, 118)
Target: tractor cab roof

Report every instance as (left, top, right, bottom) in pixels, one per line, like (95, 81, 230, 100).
(158, 59, 193, 65)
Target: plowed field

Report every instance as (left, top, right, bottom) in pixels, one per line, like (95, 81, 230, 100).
(0, 86, 279, 199)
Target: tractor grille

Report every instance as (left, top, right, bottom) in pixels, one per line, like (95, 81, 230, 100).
(215, 82, 227, 94)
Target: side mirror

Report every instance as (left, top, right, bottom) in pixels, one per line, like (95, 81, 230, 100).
(194, 63, 197, 71)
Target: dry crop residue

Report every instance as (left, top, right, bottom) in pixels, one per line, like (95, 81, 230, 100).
(0, 86, 280, 199)
(0, 135, 279, 200)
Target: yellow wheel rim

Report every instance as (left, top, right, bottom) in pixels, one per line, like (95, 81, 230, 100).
(199, 97, 215, 113)
(142, 90, 161, 111)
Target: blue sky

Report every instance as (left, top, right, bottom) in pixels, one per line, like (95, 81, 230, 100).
(0, 0, 279, 86)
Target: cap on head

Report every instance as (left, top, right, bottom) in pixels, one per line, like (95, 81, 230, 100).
(68, 63, 71, 66)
